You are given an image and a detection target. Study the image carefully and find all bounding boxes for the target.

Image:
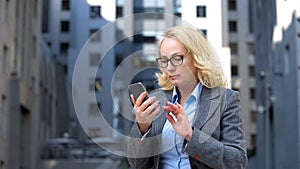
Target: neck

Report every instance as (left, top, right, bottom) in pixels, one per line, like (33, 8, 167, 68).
(177, 82, 198, 103)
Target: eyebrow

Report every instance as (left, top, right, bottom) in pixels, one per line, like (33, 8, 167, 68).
(159, 53, 184, 58)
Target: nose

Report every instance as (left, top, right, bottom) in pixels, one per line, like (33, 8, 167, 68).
(166, 61, 175, 72)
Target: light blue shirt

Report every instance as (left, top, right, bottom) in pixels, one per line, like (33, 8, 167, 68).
(159, 83, 202, 169)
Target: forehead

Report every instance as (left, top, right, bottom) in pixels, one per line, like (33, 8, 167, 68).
(159, 37, 186, 56)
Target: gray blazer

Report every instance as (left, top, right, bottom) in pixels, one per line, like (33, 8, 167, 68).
(127, 86, 248, 169)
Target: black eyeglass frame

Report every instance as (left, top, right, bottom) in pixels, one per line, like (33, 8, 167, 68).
(156, 55, 184, 68)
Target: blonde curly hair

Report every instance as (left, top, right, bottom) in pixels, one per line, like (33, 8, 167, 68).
(156, 26, 227, 90)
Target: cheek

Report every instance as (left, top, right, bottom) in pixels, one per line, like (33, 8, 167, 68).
(182, 64, 197, 79)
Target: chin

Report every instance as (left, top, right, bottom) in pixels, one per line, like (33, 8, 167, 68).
(171, 81, 179, 87)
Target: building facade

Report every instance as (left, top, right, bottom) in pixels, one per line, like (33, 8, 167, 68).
(68, 0, 116, 140)
(225, 0, 257, 154)
(252, 0, 299, 168)
(273, 11, 300, 168)
(42, 0, 72, 138)
(0, 0, 56, 169)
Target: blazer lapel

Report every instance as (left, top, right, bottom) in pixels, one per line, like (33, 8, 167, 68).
(192, 87, 223, 130)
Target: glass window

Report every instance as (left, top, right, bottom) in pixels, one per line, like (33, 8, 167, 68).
(88, 128, 101, 138)
(90, 6, 102, 19)
(196, 6, 206, 18)
(232, 88, 239, 92)
(250, 110, 256, 123)
(116, 6, 123, 18)
(90, 53, 101, 66)
(32, 36, 36, 58)
(250, 88, 255, 99)
(89, 29, 101, 42)
(95, 78, 102, 92)
(248, 43, 254, 55)
(60, 43, 69, 55)
(231, 65, 238, 76)
(229, 21, 237, 32)
(89, 102, 99, 116)
(200, 29, 207, 36)
(2, 45, 7, 74)
(61, 0, 70, 10)
(0, 95, 6, 137)
(133, 34, 143, 44)
(143, 36, 156, 43)
(229, 43, 238, 55)
(228, 0, 236, 10)
(248, 0, 253, 33)
(250, 134, 256, 149)
(42, 0, 49, 33)
(60, 21, 69, 33)
(5, 0, 9, 22)
(133, 56, 141, 67)
(90, 78, 102, 91)
(249, 65, 255, 77)
(284, 45, 290, 75)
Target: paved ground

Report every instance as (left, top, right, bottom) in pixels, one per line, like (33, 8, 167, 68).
(39, 158, 125, 169)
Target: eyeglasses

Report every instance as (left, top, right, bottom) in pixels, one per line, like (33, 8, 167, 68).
(156, 55, 183, 68)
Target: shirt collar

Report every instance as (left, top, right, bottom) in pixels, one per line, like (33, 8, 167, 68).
(171, 83, 203, 104)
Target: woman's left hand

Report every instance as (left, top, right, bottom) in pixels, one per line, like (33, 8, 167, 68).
(163, 101, 193, 141)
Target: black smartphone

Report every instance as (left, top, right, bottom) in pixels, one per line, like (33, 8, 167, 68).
(128, 82, 149, 103)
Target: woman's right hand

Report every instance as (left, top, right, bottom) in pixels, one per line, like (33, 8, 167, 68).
(131, 92, 160, 134)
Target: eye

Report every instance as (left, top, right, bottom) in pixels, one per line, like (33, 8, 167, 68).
(159, 59, 168, 63)
(174, 57, 182, 61)
(172, 55, 183, 61)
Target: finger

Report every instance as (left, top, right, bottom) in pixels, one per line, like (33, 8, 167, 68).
(144, 100, 159, 115)
(135, 92, 148, 106)
(166, 113, 176, 124)
(174, 102, 182, 109)
(163, 106, 175, 113)
(140, 96, 156, 111)
(149, 106, 161, 118)
(164, 103, 179, 114)
(169, 102, 183, 115)
(164, 101, 176, 110)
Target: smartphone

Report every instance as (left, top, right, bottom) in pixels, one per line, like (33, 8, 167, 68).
(128, 82, 149, 103)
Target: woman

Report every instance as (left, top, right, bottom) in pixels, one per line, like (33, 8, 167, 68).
(127, 26, 248, 169)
